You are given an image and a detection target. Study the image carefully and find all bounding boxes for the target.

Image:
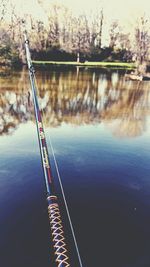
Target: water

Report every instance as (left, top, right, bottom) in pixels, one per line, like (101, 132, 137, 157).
(0, 67, 150, 267)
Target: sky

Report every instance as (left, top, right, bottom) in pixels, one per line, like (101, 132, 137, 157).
(7, 0, 150, 21)
(62, 0, 150, 18)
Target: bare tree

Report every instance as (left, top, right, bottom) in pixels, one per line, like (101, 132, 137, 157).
(134, 15, 150, 73)
(109, 20, 120, 49)
(97, 9, 104, 48)
(59, 6, 73, 51)
(90, 9, 104, 50)
(48, 4, 60, 48)
(71, 14, 90, 60)
(0, 0, 8, 22)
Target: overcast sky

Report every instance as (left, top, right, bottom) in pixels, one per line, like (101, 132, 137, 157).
(62, 0, 150, 17)
(8, 0, 150, 21)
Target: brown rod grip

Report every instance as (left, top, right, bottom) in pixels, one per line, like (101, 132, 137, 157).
(47, 196, 70, 267)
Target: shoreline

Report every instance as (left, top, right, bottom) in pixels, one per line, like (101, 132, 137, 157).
(32, 60, 136, 69)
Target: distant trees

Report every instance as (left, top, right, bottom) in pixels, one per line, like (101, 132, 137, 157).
(0, 1, 150, 68)
(0, 28, 11, 64)
(0, 0, 7, 22)
(109, 21, 120, 49)
(71, 15, 90, 56)
(133, 15, 150, 74)
(109, 23, 133, 62)
(48, 4, 60, 48)
(90, 9, 104, 50)
(0, 31, 21, 65)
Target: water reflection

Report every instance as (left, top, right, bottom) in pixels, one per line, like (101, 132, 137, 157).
(1, 68, 150, 267)
(0, 69, 33, 135)
(0, 68, 150, 137)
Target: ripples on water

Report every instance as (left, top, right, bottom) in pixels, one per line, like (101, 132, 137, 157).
(0, 68, 150, 267)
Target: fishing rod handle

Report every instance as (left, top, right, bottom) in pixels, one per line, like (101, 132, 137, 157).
(47, 195, 70, 267)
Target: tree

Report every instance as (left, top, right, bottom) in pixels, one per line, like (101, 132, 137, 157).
(47, 4, 60, 48)
(134, 15, 150, 73)
(59, 6, 73, 52)
(71, 14, 90, 59)
(109, 20, 120, 49)
(0, 0, 7, 22)
(90, 9, 104, 51)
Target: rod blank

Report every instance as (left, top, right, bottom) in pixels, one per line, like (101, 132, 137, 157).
(24, 33, 70, 267)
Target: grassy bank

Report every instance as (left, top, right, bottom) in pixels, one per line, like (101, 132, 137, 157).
(32, 60, 136, 69)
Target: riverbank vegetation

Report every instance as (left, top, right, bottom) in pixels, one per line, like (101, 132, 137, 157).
(0, 1, 150, 72)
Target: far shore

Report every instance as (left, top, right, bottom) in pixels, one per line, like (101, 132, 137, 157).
(32, 60, 136, 69)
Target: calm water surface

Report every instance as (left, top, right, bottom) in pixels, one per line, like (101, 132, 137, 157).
(0, 68, 150, 267)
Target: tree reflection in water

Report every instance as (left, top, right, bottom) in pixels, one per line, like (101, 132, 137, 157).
(0, 67, 150, 137)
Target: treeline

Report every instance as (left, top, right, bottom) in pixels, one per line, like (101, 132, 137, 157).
(0, 1, 150, 67)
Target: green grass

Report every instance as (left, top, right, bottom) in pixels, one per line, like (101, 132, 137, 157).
(32, 60, 136, 69)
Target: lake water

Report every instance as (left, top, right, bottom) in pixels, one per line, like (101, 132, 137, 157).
(0, 67, 150, 267)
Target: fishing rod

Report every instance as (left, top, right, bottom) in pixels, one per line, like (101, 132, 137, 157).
(24, 32, 70, 267)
